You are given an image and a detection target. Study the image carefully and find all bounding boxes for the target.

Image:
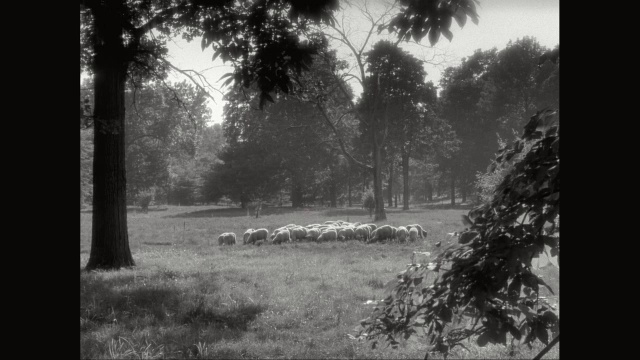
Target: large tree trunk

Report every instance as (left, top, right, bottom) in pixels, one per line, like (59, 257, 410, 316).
(402, 152, 410, 210)
(86, 0, 135, 271)
(387, 162, 393, 208)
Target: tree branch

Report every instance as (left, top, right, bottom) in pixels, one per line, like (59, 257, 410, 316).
(315, 100, 371, 170)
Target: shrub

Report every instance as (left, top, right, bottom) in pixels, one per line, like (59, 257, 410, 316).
(137, 189, 155, 212)
(362, 189, 375, 217)
(475, 135, 535, 204)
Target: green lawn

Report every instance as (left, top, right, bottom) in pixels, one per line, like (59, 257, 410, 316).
(80, 204, 559, 359)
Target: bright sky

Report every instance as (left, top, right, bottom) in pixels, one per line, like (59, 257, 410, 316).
(86, 0, 560, 125)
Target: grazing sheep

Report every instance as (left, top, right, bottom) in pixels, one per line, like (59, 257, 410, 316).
(354, 225, 370, 241)
(406, 224, 427, 239)
(243, 229, 254, 244)
(290, 227, 307, 242)
(396, 226, 408, 242)
(317, 229, 337, 242)
(272, 229, 291, 244)
(306, 228, 321, 242)
(369, 225, 394, 243)
(218, 232, 236, 245)
(305, 228, 320, 241)
(364, 223, 377, 233)
(408, 227, 419, 242)
(338, 227, 356, 241)
(247, 228, 269, 244)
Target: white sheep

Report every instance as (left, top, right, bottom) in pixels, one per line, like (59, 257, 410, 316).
(290, 227, 307, 242)
(338, 227, 355, 241)
(217, 232, 236, 245)
(272, 229, 291, 244)
(243, 228, 254, 244)
(247, 228, 269, 244)
(408, 227, 419, 242)
(354, 225, 370, 241)
(306, 228, 321, 242)
(369, 225, 394, 243)
(317, 229, 337, 242)
(406, 224, 427, 239)
(396, 226, 408, 242)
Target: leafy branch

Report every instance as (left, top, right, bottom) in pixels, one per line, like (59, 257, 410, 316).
(355, 108, 560, 357)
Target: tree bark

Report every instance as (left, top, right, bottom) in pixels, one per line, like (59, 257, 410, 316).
(402, 152, 410, 210)
(86, 0, 135, 271)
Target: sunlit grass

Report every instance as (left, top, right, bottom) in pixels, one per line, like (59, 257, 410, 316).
(81, 204, 559, 359)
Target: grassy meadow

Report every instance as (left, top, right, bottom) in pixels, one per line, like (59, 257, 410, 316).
(80, 203, 559, 359)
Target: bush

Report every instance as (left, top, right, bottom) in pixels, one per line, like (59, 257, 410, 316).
(136, 189, 155, 212)
(475, 136, 535, 204)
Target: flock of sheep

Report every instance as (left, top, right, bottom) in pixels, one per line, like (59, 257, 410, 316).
(217, 220, 428, 246)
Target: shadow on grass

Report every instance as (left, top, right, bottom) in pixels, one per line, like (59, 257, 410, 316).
(142, 241, 173, 246)
(81, 206, 169, 214)
(322, 208, 371, 218)
(80, 270, 265, 335)
(416, 203, 475, 210)
(164, 206, 299, 219)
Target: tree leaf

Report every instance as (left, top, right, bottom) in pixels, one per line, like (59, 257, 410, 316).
(428, 28, 440, 46)
(441, 28, 453, 42)
(535, 324, 549, 345)
(458, 231, 478, 244)
(476, 331, 490, 347)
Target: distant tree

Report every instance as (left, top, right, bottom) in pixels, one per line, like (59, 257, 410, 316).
(80, 128, 94, 209)
(124, 80, 210, 202)
(488, 37, 558, 141)
(439, 48, 500, 204)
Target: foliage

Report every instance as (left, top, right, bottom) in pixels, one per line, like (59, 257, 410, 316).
(125, 80, 211, 200)
(355, 109, 559, 357)
(474, 134, 535, 204)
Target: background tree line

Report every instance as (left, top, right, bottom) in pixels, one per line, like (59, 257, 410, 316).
(81, 36, 557, 212)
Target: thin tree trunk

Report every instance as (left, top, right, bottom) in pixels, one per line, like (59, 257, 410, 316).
(387, 162, 393, 208)
(86, 0, 135, 270)
(330, 180, 337, 208)
(461, 183, 467, 203)
(402, 152, 410, 210)
(450, 171, 456, 206)
(348, 168, 352, 207)
(372, 143, 386, 221)
(427, 181, 433, 202)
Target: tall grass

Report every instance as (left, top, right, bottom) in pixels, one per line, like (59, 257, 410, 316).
(81, 205, 559, 359)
